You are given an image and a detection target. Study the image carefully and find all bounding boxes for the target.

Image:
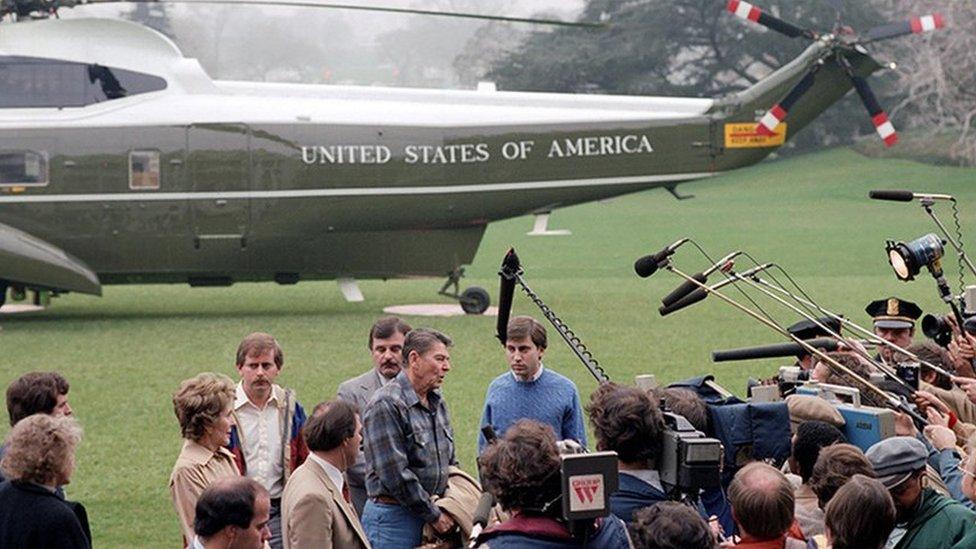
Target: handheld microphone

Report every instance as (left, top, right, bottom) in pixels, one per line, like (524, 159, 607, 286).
(660, 251, 741, 307)
(634, 238, 689, 278)
(468, 492, 496, 548)
(869, 190, 954, 202)
(711, 337, 840, 362)
(496, 249, 520, 344)
(659, 263, 772, 316)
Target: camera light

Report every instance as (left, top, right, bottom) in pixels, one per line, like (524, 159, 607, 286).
(885, 233, 945, 282)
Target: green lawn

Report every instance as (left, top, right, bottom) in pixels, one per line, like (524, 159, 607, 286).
(1, 147, 974, 546)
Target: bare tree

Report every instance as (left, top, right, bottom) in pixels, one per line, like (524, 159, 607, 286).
(874, 0, 976, 164)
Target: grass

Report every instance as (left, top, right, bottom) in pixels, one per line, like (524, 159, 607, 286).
(1, 147, 975, 546)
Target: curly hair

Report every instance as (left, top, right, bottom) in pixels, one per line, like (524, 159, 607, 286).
(479, 420, 562, 513)
(173, 373, 235, 442)
(587, 382, 664, 464)
(1, 414, 82, 485)
(629, 502, 716, 549)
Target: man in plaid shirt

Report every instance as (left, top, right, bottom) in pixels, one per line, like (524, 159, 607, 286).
(362, 328, 458, 548)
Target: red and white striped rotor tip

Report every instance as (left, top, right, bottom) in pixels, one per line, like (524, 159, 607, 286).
(873, 112, 898, 147)
(727, 0, 761, 23)
(755, 105, 786, 136)
(910, 13, 945, 34)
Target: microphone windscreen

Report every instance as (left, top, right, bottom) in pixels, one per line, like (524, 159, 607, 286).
(658, 287, 707, 316)
(711, 337, 839, 362)
(661, 272, 706, 307)
(496, 249, 519, 343)
(634, 254, 660, 278)
(869, 190, 914, 202)
(472, 492, 495, 528)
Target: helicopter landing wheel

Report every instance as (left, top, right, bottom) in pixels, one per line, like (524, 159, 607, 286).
(460, 286, 490, 315)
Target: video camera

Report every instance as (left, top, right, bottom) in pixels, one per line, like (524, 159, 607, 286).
(659, 412, 722, 499)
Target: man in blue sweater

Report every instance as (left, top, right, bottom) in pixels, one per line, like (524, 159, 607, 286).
(478, 316, 587, 453)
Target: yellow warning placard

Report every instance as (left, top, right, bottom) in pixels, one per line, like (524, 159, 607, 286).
(724, 122, 787, 148)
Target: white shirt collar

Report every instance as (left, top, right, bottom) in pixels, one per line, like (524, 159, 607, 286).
(189, 536, 207, 549)
(512, 364, 545, 383)
(308, 452, 345, 495)
(234, 381, 279, 410)
(620, 468, 664, 493)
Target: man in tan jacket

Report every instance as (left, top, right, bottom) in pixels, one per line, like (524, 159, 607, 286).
(281, 400, 369, 549)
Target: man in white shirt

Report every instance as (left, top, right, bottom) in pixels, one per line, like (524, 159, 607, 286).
(227, 332, 309, 549)
(281, 399, 369, 549)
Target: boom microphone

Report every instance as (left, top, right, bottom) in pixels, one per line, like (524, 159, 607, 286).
(712, 337, 840, 362)
(496, 248, 520, 344)
(660, 251, 741, 307)
(634, 238, 690, 278)
(659, 263, 772, 316)
(869, 190, 954, 202)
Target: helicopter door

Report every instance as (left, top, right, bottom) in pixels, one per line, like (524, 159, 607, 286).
(186, 124, 251, 257)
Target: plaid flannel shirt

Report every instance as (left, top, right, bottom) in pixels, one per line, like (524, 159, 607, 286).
(363, 371, 457, 523)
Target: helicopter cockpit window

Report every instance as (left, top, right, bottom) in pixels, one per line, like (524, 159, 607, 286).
(0, 56, 167, 108)
(129, 150, 161, 190)
(0, 150, 49, 187)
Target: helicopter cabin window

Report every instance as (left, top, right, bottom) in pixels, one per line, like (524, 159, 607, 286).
(129, 151, 161, 190)
(0, 56, 167, 108)
(0, 150, 48, 187)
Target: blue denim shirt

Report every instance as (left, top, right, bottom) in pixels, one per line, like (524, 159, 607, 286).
(364, 371, 456, 522)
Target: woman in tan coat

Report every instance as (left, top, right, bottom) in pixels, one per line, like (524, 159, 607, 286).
(170, 373, 240, 544)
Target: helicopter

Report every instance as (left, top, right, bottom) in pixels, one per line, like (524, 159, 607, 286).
(0, 0, 945, 314)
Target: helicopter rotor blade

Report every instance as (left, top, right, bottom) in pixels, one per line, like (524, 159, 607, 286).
(78, 0, 605, 28)
(862, 13, 945, 43)
(754, 69, 817, 137)
(725, 0, 815, 39)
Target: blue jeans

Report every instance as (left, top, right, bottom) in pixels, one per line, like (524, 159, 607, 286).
(361, 500, 425, 549)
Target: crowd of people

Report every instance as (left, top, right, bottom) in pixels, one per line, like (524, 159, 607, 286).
(7, 295, 976, 548)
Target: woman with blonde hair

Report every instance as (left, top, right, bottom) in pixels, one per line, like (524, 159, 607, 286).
(170, 372, 240, 543)
(0, 414, 89, 548)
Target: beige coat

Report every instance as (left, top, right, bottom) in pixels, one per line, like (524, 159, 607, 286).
(281, 459, 369, 549)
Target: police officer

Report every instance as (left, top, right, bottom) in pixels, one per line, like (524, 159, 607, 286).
(865, 297, 922, 363)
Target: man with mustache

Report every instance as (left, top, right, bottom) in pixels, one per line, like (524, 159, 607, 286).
(228, 332, 309, 549)
(337, 316, 412, 516)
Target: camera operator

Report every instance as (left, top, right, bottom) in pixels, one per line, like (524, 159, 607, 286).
(586, 383, 666, 525)
(473, 419, 630, 548)
(660, 387, 732, 537)
(786, 318, 842, 372)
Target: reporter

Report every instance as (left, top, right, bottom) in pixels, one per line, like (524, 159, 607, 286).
(0, 414, 90, 549)
(629, 502, 716, 549)
(473, 419, 630, 548)
(587, 383, 666, 524)
(823, 475, 894, 549)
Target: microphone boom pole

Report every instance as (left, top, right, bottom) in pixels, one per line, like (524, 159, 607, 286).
(660, 262, 927, 425)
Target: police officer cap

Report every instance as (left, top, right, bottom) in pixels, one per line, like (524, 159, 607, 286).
(865, 297, 922, 330)
(787, 317, 842, 340)
(866, 436, 928, 489)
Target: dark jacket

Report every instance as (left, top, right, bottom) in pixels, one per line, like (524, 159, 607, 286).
(895, 488, 976, 548)
(475, 513, 631, 548)
(609, 471, 667, 524)
(0, 480, 91, 549)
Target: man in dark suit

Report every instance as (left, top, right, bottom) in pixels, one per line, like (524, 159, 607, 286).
(337, 316, 411, 516)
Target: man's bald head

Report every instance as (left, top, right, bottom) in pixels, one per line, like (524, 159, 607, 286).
(728, 462, 795, 541)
